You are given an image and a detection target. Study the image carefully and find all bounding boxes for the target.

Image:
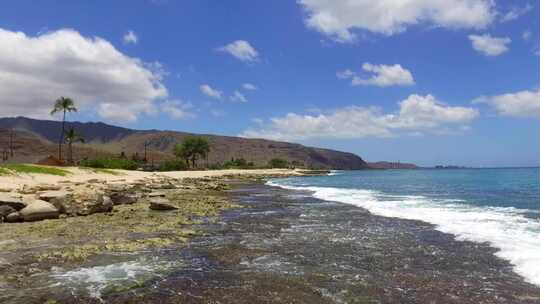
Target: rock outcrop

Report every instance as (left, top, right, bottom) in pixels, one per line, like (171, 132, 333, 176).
(149, 198, 178, 211)
(0, 194, 26, 210)
(19, 200, 59, 221)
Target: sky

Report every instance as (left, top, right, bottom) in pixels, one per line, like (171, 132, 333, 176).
(0, 0, 539, 167)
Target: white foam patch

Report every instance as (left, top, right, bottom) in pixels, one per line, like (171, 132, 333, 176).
(50, 259, 176, 299)
(328, 170, 343, 176)
(268, 181, 540, 286)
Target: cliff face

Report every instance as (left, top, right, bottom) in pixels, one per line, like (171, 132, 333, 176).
(0, 117, 369, 170)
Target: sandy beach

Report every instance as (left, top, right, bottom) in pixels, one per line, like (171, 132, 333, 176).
(0, 167, 305, 191)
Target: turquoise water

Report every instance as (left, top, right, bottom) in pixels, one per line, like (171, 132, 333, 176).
(269, 168, 540, 286)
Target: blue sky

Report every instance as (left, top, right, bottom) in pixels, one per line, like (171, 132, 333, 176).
(0, 1, 539, 167)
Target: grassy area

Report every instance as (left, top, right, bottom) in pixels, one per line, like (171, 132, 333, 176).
(79, 158, 139, 170)
(0, 167, 11, 175)
(0, 164, 70, 176)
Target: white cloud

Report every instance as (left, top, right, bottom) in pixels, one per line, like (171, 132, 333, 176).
(241, 94, 478, 141)
(338, 63, 415, 87)
(500, 4, 533, 23)
(199, 84, 223, 99)
(0, 28, 167, 123)
(298, 0, 495, 43)
(230, 90, 248, 103)
(475, 90, 540, 117)
(217, 40, 259, 62)
(161, 100, 194, 120)
(242, 83, 258, 90)
(123, 30, 138, 44)
(469, 34, 511, 56)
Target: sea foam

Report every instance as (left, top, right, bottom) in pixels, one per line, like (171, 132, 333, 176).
(268, 181, 540, 286)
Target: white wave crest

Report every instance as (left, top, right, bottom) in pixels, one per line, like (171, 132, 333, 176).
(50, 258, 177, 299)
(268, 181, 540, 286)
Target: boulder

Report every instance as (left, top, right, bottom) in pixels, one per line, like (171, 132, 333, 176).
(5, 212, 21, 223)
(0, 193, 26, 210)
(38, 190, 70, 202)
(109, 192, 138, 205)
(20, 200, 59, 222)
(149, 198, 177, 211)
(38, 191, 72, 214)
(76, 194, 113, 216)
(0, 205, 16, 218)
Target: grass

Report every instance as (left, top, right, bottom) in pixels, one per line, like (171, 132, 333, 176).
(79, 158, 139, 170)
(0, 164, 70, 176)
(0, 167, 10, 175)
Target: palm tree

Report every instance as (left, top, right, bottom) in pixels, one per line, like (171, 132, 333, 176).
(64, 128, 85, 165)
(51, 97, 77, 160)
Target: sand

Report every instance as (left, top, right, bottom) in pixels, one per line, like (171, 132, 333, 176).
(0, 167, 304, 191)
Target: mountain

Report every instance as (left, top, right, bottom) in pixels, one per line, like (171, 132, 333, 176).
(368, 161, 419, 169)
(0, 117, 369, 170)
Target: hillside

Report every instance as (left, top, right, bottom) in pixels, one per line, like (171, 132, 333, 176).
(0, 117, 369, 170)
(368, 161, 419, 169)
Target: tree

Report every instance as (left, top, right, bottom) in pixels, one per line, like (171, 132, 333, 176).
(268, 158, 289, 168)
(64, 128, 85, 165)
(174, 136, 210, 169)
(51, 97, 77, 161)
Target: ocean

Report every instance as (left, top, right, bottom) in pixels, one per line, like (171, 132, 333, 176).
(269, 168, 540, 287)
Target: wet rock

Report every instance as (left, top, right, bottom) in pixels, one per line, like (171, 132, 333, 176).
(0, 205, 16, 218)
(0, 193, 26, 210)
(5, 211, 21, 222)
(109, 192, 139, 205)
(149, 198, 178, 211)
(148, 191, 167, 198)
(76, 194, 114, 216)
(20, 199, 59, 222)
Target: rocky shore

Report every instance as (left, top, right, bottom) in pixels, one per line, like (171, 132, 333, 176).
(0, 168, 321, 303)
(4, 167, 536, 304)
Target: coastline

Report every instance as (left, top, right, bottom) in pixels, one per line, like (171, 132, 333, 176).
(0, 168, 321, 303)
(0, 167, 310, 191)
(1, 168, 540, 303)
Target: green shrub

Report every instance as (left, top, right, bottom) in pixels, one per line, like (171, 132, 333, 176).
(291, 160, 305, 168)
(158, 159, 188, 171)
(79, 158, 139, 170)
(268, 158, 289, 169)
(223, 158, 255, 169)
(208, 163, 224, 170)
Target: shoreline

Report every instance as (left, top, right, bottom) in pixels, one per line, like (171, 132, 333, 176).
(2, 168, 540, 303)
(0, 167, 313, 191)
(226, 182, 540, 303)
(0, 168, 324, 303)
(267, 176, 540, 289)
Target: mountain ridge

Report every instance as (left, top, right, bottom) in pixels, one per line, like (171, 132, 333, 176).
(0, 116, 369, 170)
